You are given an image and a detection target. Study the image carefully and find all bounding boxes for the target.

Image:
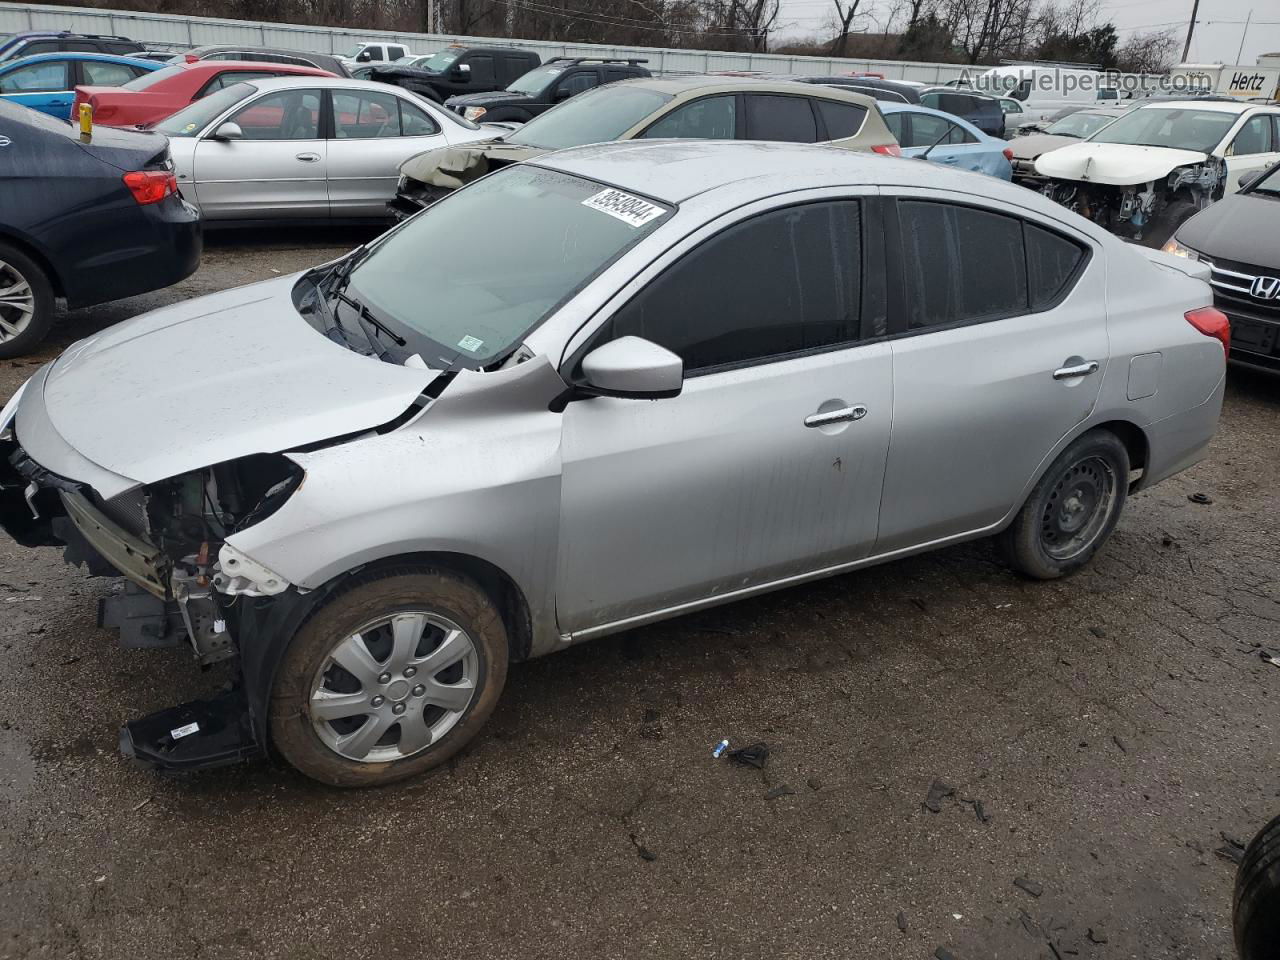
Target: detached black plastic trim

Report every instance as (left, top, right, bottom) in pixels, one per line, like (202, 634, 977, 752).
(120, 688, 261, 772)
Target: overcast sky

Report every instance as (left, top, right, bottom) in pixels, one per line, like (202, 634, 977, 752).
(774, 0, 1280, 65)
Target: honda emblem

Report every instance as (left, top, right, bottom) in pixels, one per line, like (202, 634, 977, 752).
(1251, 275, 1280, 300)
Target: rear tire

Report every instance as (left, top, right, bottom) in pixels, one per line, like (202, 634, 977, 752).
(0, 242, 56, 360)
(1235, 815, 1280, 960)
(999, 430, 1129, 580)
(269, 567, 509, 787)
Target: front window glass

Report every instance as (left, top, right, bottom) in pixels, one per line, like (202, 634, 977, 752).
(1089, 107, 1237, 152)
(229, 88, 321, 139)
(152, 82, 256, 135)
(508, 85, 673, 149)
(0, 60, 68, 93)
(1046, 112, 1114, 138)
(81, 60, 138, 86)
(640, 95, 735, 139)
(344, 166, 671, 368)
(419, 49, 461, 71)
(507, 63, 564, 95)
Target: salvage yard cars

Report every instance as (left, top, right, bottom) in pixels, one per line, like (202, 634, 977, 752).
(1036, 99, 1280, 246)
(0, 141, 1228, 786)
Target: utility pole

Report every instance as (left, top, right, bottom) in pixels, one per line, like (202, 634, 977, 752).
(1235, 8, 1252, 63)
(1181, 0, 1201, 63)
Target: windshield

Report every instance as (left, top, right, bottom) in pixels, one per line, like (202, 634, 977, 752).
(1089, 107, 1237, 152)
(418, 49, 461, 72)
(152, 82, 255, 135)
(1046, 112, 1116, 138)
(508, 85, 672, 150)
(342, 44, 367, 58)
(344, 165, 671, 368)
(507, 63, 566, 96)
(123, 63, 185, 90)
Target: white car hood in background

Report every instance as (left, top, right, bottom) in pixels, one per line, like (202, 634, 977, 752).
(1034, 142, 1211, 185)
(40, 275, 434, 486)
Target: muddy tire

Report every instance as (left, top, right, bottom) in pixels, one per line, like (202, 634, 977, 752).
(1235, 815, 1280, 960)
(269, 567, 508, 788)
(999, 430, 1129, 580)
(1140, 199, 1198, 249)
(0, 242, 56, 360)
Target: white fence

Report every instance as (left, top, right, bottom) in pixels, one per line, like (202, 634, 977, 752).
(0, 2, 975, 83)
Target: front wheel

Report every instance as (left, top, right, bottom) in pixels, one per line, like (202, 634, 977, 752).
(269, 568, 509, 787)
(998, 430, 1129, 579)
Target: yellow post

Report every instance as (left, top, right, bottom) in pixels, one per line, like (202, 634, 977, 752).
(78, 102, 93, 141)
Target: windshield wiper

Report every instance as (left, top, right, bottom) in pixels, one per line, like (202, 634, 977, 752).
(332, 290, 407, 347)
(302, 273, 382, 356)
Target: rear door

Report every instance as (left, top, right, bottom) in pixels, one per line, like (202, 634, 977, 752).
(191, 87, 327, 219)
(744, 93, 820, 142)
(0, 59, 72, 118)
(897, 111, 993, 174)
(876, 191, 1105, 552)
(327, 89, 445, 217)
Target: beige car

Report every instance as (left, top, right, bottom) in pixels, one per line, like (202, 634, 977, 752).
(390, 75, 901, 217)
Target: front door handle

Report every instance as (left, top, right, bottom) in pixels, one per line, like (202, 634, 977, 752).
(1053, 360, 1099, 380)
(805, 405, 867, 428)
(295, 152, 321, 162)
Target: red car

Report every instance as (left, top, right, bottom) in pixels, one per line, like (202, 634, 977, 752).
(72, 60, 335, 127)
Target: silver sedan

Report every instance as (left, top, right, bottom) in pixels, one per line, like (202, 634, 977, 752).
(0, 141, 1227, 786)
(156, 75, 497, 223)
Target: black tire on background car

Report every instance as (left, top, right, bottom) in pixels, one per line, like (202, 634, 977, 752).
(269, 567, 509, 787)
(0, 241, 56, 360)
(1235, 815, 1280, 960)
(1141, 198, 1198, 249)
(999, 429, 1129, 580)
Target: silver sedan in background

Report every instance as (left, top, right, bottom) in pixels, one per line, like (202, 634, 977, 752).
(156, 76, 498, 223)
(0, 141, 1227, 786)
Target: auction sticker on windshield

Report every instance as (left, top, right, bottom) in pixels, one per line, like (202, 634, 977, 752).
(457, 335, 485, 352)
(582, 189, 665, 227)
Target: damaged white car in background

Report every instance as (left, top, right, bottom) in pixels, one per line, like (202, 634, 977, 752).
(1035, 99, 1280, 246)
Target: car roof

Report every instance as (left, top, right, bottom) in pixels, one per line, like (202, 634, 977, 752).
(535, 140, 1034, 207)
(619, 74, 875, 103)
(1132, 99, 1262, 113)
(179, 61, 336, 77)
(235, 74, 434, 92)
(0, 51, 158, 67)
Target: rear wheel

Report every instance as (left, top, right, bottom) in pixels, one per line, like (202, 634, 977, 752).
(0, 242, 56, 360)
(269, 568, 509, 787)
(999, 430, 1129, 579)
(1235, 815, 1280, 960)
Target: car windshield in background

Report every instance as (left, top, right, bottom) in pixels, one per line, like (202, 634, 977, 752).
(123, 63, 186, 90)
(1046, 113, 1115, 138)
(418, 49, 461, 72)
(1249, 163, 1280, 195)
(152, 82, 256, 135)
(1088, 107, 1236, 152)
(507, 85, 673, 150)
(506, 63, 565, 96)
(344, 165, 671, 368)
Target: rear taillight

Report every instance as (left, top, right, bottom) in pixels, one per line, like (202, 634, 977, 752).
(1002, 147, 1014, 161)
(871, 143, 902, 157)
(1186, 306, 1230, 357)
(122, 170, 178, 205)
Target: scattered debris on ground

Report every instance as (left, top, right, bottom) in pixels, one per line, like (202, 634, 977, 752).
(728, 742, 769, 769)
(1215, 833, 1246, 865)
(1013, 876, 1044, 898)
(1188, 492, 1214, 505)
(896, 911, 908, 933)
(764, 784, 795, 800)
(629, 833, 657, 862)
(924, 779, 956, 813)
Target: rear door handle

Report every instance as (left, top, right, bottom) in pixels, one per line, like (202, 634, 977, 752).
(296, 152, 321, 162)
(805, 405, 867, 428)
(1053, 360, 1099, 380)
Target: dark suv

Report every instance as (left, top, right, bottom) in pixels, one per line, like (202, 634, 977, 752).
(0, 30, 144, 63)
(370, 45, 541, 103)
(919, 87, 1005, 137)
(446, 58, 651, 123)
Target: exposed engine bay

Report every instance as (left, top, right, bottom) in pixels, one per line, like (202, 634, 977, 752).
(1039, 156, 1226, 243)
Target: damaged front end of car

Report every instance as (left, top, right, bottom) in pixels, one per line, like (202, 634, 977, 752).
(1038, 155, 1226, 243)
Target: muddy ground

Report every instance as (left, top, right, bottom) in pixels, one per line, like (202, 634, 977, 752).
(0, 228, 1277, 960)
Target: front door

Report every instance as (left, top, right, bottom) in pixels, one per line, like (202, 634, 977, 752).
(876, 192, 1108, 553)
(192, 87, 327, 220)
(558, 197, 893, 633)
(327, 90, 446, 218)
(1223, 112, 1280, 193)
(0, 59, 71, 118)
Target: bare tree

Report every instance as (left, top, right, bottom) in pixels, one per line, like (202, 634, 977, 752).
(828, 0, 863, 56)
(1115, 28, 1179, 74)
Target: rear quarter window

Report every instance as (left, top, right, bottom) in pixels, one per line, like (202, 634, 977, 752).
(815, 99, 867, 139)
(1026, 223, 1086, 309)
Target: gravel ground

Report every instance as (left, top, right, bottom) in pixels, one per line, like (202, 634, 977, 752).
(1, 230, 1277, 960)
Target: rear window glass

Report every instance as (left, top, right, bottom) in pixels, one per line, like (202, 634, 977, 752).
(123, 63, 184, 90)
(746, 95, 818, 142)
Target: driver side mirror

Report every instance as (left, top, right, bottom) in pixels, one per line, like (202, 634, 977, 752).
(554, 86, 573, 101)
(451, 62, 471, 80)
(212, 121, 243, 141)
(579, 337, 683, 400)
(356, 50, 372, 62)
(1238, 170, 1263, 190)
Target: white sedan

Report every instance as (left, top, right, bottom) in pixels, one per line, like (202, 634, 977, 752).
(155, 76, 497, 223)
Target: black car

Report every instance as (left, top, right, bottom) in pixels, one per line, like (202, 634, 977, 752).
(919, 86, 1005, 137)
(793, 75, 922, 105)
(0, 30, 144, 63)
(1167, 160, 1280, 374)
(0, 100, 201, 358)
(176, 44, 350, 78)
(446, 57, 651, 123)
(370, 45, 541, 103)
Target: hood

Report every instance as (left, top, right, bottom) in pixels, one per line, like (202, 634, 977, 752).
(40, 275, 434, 487)
(399, 140, 545, 189)
(1008, 133, 1080, 161)
(1175, 191, 1280, 268)
(1035, 142, 1211, 185)
(446, 90, 532, 108)
(371, 65, 437, 79)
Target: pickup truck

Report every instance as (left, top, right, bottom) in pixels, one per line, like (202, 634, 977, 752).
(445, 57, 650, 123)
